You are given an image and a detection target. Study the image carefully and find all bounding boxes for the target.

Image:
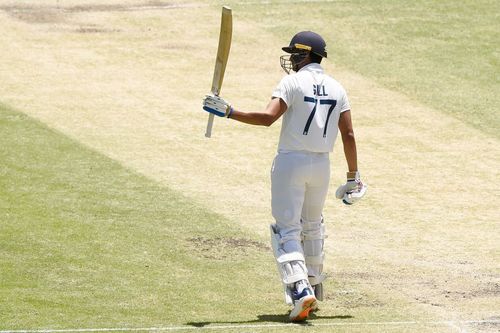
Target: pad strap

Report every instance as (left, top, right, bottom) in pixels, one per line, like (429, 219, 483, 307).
(276, 252, 308, 285)
(305, 252, 325, 265)
(302, 233, 327, 241)
(308, 274, 327, 286)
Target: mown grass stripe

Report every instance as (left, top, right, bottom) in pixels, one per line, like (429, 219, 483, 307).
(0, 103, 277, 328)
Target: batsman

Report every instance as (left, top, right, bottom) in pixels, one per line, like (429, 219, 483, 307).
(203, 31, 367, 321)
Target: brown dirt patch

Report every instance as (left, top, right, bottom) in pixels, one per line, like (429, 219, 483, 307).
(467, 319, 500, 333)
(67, 2, 195, 13)
(0, 1, 197, 24)
(74, 25, 121, 34)
(0, 5, 65, 24)
(328, 289, 386, 309)
(187, 236, 269, 260)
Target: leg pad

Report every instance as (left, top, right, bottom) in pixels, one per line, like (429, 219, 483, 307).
(270, 224, 309, 305)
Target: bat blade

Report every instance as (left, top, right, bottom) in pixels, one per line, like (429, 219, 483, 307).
(205, 6, 232, 138)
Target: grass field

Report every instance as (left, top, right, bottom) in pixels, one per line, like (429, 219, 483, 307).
(0, 0, 499, 332)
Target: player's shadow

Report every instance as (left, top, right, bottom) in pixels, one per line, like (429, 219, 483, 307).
(187, 313, 353, 327)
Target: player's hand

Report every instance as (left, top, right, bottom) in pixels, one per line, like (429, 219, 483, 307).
(203, 94, 233, 118)
(335, 171, 367, 205)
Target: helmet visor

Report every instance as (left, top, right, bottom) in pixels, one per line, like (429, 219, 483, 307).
(280, 51, 309, 74)
(280, 55, 292, 74)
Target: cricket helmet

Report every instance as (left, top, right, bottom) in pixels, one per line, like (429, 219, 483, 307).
(282, 31, 327, 58)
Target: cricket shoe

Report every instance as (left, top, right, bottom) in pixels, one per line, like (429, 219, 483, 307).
(289, 282, 317, 322)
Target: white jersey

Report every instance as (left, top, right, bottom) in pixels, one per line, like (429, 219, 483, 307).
(272, 63, 350, 153)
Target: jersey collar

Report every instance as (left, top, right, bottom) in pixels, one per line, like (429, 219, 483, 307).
(298, 63, 324, 74)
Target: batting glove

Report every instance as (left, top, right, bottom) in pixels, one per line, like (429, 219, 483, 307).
(203, 94, 233, 118)
(335, 171, 367, 205)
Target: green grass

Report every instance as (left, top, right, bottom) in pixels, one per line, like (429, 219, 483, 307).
(0, 104, 436, 331)
(234, 0, 499, 138)
(0, 103, 283, 329)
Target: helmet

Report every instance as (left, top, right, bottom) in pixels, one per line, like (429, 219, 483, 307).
(282, 31, 327, 58)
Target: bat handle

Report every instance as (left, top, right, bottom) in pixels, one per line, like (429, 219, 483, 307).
(205, 113, 215, 138)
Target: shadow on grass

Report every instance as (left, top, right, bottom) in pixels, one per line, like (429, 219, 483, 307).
(187, 313, 353, 327)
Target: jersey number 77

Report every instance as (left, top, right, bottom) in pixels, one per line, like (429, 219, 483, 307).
(303, 96, 337, 137)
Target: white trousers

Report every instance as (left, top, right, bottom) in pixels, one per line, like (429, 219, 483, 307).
(271, 151, 330, 278)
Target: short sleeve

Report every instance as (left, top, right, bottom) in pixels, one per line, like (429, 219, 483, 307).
(272, 76, 294, 107)
(338, 87, 351, 113)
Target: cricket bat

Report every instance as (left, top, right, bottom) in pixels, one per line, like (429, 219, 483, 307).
(205, 6, 232, 138)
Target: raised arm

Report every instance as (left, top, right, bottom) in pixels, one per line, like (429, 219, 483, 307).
(229, 97, 287, 126)
(202, 95, 287, 127)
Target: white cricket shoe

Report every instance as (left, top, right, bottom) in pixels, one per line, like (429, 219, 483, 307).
(289, 280, 317, 322)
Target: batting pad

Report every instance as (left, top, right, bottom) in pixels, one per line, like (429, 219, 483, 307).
(301, 218, 327, 300)
(270, 224, 308, 305)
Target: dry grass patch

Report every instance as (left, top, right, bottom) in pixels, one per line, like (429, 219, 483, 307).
(187, 236, 269, 260)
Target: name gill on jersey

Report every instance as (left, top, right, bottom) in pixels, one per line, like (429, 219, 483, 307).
(272, 63, 351, 153)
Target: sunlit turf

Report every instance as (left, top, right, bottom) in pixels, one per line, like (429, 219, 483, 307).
(235, 0, 499, 138)
(0, 103, 280, 328)
(0, 101, 435, 331)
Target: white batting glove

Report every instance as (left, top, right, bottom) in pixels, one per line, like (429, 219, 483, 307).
(335, 171, 367, 205)
(202, 94, 233, 118)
